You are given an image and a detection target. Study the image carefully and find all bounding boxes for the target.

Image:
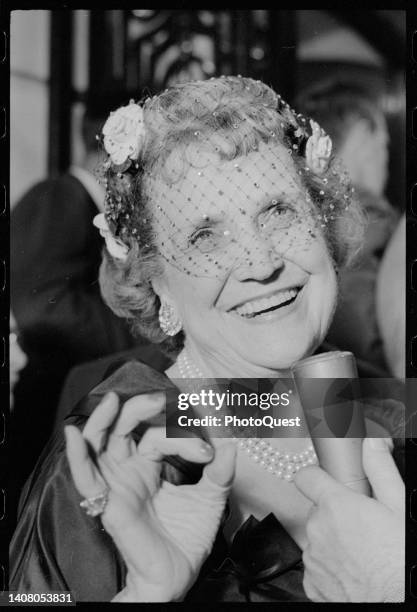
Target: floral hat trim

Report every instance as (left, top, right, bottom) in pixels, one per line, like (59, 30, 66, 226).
(102, 100, 145, 167)
(305, 119, 332, 175)
(93, 213, 129, 261)
(94, 100, 147, 260)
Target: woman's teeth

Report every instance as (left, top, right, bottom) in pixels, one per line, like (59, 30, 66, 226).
(234, 288, 299, 318)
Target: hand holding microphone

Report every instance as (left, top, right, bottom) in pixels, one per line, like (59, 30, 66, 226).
(291, 351, 404, 602)
(294, 438, 404, 602)
(291, 351, 370, 495)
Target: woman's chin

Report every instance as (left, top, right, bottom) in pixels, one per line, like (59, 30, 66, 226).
(236, 330, 325, 374)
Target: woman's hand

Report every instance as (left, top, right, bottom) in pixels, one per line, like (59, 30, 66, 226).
(294, 438, 404, 602)
(64, 391, 236, 602)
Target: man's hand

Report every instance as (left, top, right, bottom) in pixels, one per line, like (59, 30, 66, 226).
(294, 438, 404, 602)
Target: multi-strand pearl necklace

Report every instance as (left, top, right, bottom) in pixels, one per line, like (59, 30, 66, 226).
(176, 349, 317, 482)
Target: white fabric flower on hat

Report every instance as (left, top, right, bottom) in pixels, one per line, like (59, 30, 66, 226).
(102, 101, 145, 166)
(93, 213, 129, 261)
(305, 119, 332, 175)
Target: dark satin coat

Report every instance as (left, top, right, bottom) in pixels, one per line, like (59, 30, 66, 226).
(10, 349, 405, 603)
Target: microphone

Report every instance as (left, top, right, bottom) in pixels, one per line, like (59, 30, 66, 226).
(291, 351, 370, 496)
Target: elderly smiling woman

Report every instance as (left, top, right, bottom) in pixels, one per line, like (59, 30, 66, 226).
(10, 77, 404, 603)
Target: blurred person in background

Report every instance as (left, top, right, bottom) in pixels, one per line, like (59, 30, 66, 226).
(376, 213, 405, 378)
(297, 81, 400, 373)
(10, 97, 142, 520)
(9, 311, 28, 410)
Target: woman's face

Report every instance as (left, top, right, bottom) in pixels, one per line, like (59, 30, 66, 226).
(150, 141, 338, 374)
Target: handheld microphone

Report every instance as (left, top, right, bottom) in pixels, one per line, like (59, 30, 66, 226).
(291, 351, 370, 496)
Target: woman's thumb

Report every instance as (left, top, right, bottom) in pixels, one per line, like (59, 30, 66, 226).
(362, 438, 404, 513)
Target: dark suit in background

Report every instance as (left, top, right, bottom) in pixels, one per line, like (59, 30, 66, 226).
(10, 171, 140, 522)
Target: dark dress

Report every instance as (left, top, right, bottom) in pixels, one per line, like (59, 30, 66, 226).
(9, 347, 405, 603)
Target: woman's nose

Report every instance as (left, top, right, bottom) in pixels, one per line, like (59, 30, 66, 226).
(231, 229, 285, 282)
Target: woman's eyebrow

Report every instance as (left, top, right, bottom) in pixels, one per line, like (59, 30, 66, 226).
(256, 191, 298, 208)
(188, 215, 223, 229)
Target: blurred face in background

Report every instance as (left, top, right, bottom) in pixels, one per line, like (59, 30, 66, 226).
(338, 115, 389, 197)
(10, 312, 27, 409)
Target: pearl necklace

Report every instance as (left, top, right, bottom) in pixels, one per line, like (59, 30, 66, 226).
(176, 349, 317, 482)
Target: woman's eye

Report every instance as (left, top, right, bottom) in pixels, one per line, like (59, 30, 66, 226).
(189, 228, 213, 244)
(189, 228, 220, 252)
(260, 203, 296, 229)
(270, 203, 292, 217)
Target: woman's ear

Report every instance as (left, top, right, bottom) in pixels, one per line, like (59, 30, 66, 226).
(151, 275, 174, 306)
(151, 274, 165, 298)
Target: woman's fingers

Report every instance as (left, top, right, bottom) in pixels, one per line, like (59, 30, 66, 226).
(64, 425, 106, 498)
(138, 426, 215, 464)
(82, 392, 120, 453)
(199, 442, 237, 492)
(106, 393, 166, 461)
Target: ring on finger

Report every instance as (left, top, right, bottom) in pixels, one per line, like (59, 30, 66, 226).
(80, 487, 110, 517)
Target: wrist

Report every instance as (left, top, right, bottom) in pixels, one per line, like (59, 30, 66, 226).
(368, 562, 404, 603)
(112, 584, 172, 603)
(112, 572, 184, 603)
(383, 577, 404, 603)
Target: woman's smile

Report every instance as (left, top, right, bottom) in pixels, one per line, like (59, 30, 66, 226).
(227, 284, 304, 320)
